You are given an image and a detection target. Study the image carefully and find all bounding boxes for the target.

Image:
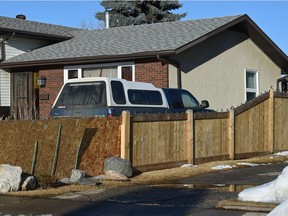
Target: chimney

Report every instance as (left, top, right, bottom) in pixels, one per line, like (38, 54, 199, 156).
(16, 14, 26, 20)
(105, 12, 109, 29)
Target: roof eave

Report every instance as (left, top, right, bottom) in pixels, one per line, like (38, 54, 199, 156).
(0, 28, 74, 41)
(0, 50, 175, 69)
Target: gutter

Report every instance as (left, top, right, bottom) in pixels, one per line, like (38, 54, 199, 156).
(157, 55, 182, 89)
(0, 32, 16, 63)
(0, 50, 175, 69)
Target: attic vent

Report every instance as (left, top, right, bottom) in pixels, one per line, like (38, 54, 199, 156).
(16, 14, 26, 20)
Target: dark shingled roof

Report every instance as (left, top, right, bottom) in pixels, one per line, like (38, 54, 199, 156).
(1, 14, 288, 71)
(2, 15, 243, 63)
(0, 15, 79, 39)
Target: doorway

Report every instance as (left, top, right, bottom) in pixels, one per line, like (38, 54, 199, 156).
(11, 72, 39, 119)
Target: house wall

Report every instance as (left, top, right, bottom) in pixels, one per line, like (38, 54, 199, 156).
(169, 30, 281, 111)
(39, 68, 64, 118)
(135, 61, 168, 88)
(1, 36, 50, 110)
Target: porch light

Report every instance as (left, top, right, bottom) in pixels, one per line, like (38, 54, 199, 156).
(37, 76, 46, 87)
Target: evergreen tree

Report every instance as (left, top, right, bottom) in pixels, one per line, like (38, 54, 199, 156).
(96, 0, 186, 27)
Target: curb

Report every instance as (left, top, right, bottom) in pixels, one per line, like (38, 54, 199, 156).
(216, 198, 277, 213)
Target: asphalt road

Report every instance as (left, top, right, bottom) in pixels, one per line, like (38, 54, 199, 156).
(0, 163, 286, 216)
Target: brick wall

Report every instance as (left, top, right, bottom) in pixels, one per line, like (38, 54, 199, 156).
(135, 61, 168, 88)
(39, 68, 63, 118)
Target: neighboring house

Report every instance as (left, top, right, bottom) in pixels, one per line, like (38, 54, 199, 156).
(0, 15, 79, 119)
(0, 14, 287, 119)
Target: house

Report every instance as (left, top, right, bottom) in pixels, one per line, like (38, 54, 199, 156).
(0, 15, 79, 119)
(0, 14, 287, 119)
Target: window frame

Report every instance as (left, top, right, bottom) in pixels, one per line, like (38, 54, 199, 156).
(245, 69, 259, 101)
(64, 62, 135, 83)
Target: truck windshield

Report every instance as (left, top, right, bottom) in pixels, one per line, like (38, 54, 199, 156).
(55, 81, 106, 107)
(180, 91, 199, 108)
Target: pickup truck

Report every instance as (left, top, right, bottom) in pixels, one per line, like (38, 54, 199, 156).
(50, 77, 211, 117)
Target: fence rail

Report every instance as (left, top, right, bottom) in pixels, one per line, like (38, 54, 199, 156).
(121, 90, 288, 172)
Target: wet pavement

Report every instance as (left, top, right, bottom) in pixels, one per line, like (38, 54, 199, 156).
(177, 162, 286, 186)
(0, 162, 286, 216)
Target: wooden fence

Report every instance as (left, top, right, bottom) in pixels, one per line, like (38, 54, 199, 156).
(121, 90, 288, 172)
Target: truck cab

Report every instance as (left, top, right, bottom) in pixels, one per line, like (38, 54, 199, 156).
(162, 88, 210, 113)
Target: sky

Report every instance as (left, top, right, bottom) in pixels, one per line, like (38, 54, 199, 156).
(0, 1, 287, 55)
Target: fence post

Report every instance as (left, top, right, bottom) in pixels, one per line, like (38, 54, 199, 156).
(186, 110, 194, 164)
(121, 111, 130, 161)
(228, 109, 235, 160)
(268, 89, 274, 153)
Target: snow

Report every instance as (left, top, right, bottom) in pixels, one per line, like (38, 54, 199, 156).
(238, 165, 288, 216)
(210, 162, 259, 171)
(267, 199, 288, 216)
(274, 151, 288, 157)
(237, 162, 259, 167)
(211, 165, 233, 170)
(181, 164, 197, 168)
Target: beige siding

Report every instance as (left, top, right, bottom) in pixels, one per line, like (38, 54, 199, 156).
(0, 70, 10, 106)
(0, 37, 50, 106)
(168, 64, 178, 88)
(5, 37, 49, 59)
(168, 31, 281, 111)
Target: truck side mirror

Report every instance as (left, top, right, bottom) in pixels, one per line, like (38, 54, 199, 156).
(201, 100, 209, 108)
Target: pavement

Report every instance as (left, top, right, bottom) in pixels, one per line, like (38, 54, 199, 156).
(0, 162, 286, 215)
(176, 162, 287, 213)
(48, 162, 286, 215)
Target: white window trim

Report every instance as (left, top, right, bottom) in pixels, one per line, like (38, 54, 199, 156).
(64, 62, 135, 83)
(64, 68, 81, 81)
(244, 69, 259, 101)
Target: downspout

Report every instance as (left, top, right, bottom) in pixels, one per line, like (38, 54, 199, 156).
(157, 55, 182, 89)
(0, 38, 5, 63)
(0, 32, 16, 63)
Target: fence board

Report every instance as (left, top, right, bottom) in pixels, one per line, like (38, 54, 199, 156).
(274, 97, 288, 151)
(235, 100, 270, 155)
(132, 119, 186, 166)
(194, 118, 229, 159)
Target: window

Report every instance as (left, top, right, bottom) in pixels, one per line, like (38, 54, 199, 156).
(121, 66, 133, 81)
(64, 63, 134, 82)
(55, 81, 107, 107)
(67, 69, 80, 79)
(82, 67, 117, 78)
(180, 91, 199, 108)
(128, 90, 163, 105)
(245, 70, 258, 101)
(111, 81, 126, 104)
(166, 89, 199, 109)
(169, 91, 183, 109)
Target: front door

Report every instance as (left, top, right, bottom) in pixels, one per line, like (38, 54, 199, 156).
(11, 72, 38, 120)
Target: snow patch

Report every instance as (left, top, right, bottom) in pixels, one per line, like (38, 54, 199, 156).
(181, 164, 197, 168)
(268, 199, 288, 216)
(274, 151, 288, 157)
(237, 162, 259, 167)
(211, 165, 232, 170)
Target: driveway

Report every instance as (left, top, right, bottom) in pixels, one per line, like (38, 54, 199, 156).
(177, 162, 287, 185)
